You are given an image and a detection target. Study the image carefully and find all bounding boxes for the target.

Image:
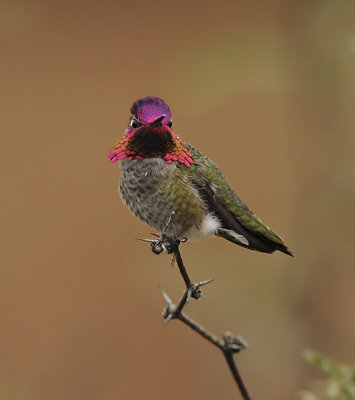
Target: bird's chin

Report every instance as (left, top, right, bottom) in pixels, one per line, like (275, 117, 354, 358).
(126, 126, 176, 158)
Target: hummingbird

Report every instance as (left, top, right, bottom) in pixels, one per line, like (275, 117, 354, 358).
(108, 96, 293, 256)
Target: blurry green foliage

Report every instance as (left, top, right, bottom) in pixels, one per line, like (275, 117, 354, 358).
(300, 350, 355, 400)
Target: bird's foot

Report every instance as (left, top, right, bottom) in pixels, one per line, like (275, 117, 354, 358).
(137, 211, 182, 255)
(150, 236, 180, 255)
(137, 235, 180, 255)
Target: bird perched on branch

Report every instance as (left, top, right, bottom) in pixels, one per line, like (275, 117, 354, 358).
(108, 96, 293, 256)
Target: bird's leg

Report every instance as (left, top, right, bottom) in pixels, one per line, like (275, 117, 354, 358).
(150, 211, 179, 254)
(137, 213, 202, 298)
(138, 213, 212, 299)
(149, 236, 180, 255)
(137, 235, 180, 255)
(136, 211, 179, 255)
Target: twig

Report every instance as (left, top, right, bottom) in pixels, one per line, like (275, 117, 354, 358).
(162, 282, 252, 400)
(173, 246, 206, 299)
(138, 213, 252, 399)
(138, 224, 201, 298)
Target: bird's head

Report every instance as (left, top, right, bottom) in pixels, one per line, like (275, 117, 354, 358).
(108, 96, 194, 167)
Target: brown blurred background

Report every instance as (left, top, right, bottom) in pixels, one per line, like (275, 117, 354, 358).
(1, 1, 354, 399)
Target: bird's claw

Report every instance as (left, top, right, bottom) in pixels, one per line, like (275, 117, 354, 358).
(149, 240, 164, 255)
(137, 211, 182, 255)
(149, 236, 180, 255)
(136, 235, 180, 254)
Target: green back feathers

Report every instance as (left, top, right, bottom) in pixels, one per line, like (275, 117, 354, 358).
(180, 143, 286, 247)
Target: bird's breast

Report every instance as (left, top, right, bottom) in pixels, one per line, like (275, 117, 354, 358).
(118, 158, 209, 239)
(119, 158, 173, 207)
(119, 158, 178, 232)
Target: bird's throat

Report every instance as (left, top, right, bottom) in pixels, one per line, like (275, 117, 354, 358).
(126, 126, 175, 159)
(108, 127, 195, 167)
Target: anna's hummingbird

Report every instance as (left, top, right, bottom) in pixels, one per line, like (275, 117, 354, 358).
(108, 96, 292, 256)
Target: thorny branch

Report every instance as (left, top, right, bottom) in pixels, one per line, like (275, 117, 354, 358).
(139, 211, 251, 400)
(162, 247, 252, 400)
(138, 212, 252, 399)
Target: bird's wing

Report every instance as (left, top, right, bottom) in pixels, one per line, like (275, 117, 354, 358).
(179, 143, 293, 256)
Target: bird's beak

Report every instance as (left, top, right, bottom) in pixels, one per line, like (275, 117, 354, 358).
(150, 114, 166, 126)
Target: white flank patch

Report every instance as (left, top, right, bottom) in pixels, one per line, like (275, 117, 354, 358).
(223, 229, 249, 246)
(200, 213, 222, 237)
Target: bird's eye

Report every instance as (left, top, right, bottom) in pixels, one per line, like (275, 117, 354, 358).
(130, 119, 141, 129)
(167, 121, 173, 127)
